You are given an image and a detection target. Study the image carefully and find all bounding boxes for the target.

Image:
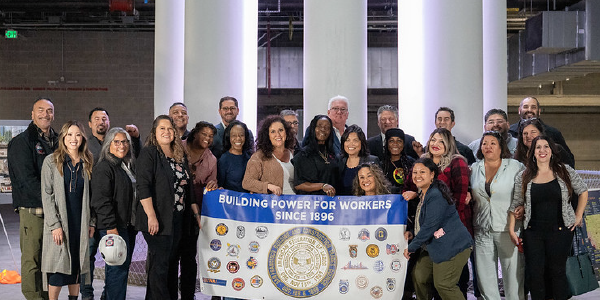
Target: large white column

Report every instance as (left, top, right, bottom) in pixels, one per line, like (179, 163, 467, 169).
(398, 0, 483, 144)
(483, 0, 508, 114)
(184, 0, 258, 132)
(154, 0, 185, 117)
(303, 0, 368, 131)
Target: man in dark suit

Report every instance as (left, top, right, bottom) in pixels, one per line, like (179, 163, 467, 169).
(367, 105, 419, 160)
(508, 96, 574, 164)
(210, 96, 253, 159)
(433, 107, 476, 165)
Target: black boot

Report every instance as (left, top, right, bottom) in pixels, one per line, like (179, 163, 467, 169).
(68, 296, 78, 300)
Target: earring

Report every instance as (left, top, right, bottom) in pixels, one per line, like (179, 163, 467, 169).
(533, 156, 536, 162)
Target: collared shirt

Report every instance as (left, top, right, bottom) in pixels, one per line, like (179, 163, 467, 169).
(36, 126, 56, 149)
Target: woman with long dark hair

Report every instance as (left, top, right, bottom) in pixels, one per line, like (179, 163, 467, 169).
(243, 115, 296, 195)
(515, 118, 574, 167)
(403, 157, 473, 300)
(509, 136, 588, 300)
(293, 115, 338, 196)
(91, 127, 137, 300)
(352, 163, 390, 196)
(337, 124, 379, 195)
(218, 120, 254, 192)
(135, 115, 199, 300)
(41, 120, 94, 300)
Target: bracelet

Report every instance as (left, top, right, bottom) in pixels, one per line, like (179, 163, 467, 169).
(193, 213, 200, 218)
(322, 183, 327, 190)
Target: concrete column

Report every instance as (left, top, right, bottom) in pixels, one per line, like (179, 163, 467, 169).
(184, 0, 258, 132)
(398, 0, 483, 144)
(483, 0, 508, 114)
(303, 0, 368, 131)
(154, 0, 185, 117)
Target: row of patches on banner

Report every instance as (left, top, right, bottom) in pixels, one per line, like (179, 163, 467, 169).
(199, 189, 408, 299)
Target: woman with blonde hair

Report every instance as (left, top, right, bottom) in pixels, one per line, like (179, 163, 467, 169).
(41, 120, 94, 300)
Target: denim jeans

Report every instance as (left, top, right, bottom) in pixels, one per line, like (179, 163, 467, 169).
(99, 226, 137, 300)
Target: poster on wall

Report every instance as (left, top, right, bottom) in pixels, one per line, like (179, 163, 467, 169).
(0, 120, 30, 196)
(198, 189, 408, 299)
(583, 189, 600, 280)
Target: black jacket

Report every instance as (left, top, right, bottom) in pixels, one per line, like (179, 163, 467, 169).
(7, 122, 58, 209)
(135, 145, 193, 236)
(91, 154, 135, 230)
(509, 119, 574, 165)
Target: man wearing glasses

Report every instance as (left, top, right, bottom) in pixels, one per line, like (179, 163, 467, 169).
(280, 109, 301, 154)
(367, 105, 419, 160)
(211, 96, 254, 159)
(468, 108, 518, 162)
(508, 96, 574, 164)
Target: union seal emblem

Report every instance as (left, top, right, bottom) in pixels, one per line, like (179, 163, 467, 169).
(390, 259, 401, 272)
(247, 256, 257, 269)
(249, 241, 260, 253)
(366, 244, 380, 258)
(373, 260, 384, 273)
(232, 278, 245, 291)
(207, 257, 221, 273)
(358, 228, 370, 241)
(226, 244, 241, 258)
(339, 279, 349, 294)
(210, 239, 222, 251)
(370, 286, 383, 298)
(349, 245, 358, 258)
(216, 223, 228, 236)
(250, 275, 263, 288)
(268, 227, 337, 298)
(386, 278, 396, 292)
(227, 261, 240, 273)
(339, 228, 350, 241)
(236, 225, 246, 239)
(356, 275, 369, 289)
(374, 227, 387, 241)
(255, 226, 269, 239)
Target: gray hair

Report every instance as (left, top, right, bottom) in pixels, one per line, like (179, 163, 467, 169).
(279, 109, 298, 118)
(98, 127, 134, 165)
(377, 105, 398, 119)
(327, 95, 349, 110)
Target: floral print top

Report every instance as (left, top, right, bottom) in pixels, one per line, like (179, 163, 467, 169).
(167, 156, 189, 212)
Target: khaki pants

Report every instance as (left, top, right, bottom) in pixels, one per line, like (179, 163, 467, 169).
(413, 247, 471, 300)
(19, 209, 48, 300)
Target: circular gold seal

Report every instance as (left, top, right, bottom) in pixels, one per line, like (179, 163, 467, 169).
(366, 244, 380, 258)
(268, 227, 337, 298)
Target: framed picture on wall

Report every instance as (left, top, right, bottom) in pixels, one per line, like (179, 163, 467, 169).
(0, 120, 30, 196)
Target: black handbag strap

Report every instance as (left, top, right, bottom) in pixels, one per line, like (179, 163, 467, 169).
(570, 226, 588, 256)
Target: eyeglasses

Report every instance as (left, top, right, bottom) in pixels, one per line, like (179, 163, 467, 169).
(112, 139, 129, 146)
(221, 106, 237, 112)
(485, 119, 506, 126)
(286, 121, 299, 126)
(330, 107, 348, 113)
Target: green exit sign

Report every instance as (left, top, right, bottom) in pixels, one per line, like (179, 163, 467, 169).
(5, 29, 18, 39)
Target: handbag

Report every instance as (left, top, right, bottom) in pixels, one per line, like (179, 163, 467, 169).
(566, 227, 599, 296)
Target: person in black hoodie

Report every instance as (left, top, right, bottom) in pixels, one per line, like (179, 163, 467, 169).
(91, 127, 137, 300)
(8, 97, 58, 300)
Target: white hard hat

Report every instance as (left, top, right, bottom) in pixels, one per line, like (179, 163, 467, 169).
(99, 234, 127, 266)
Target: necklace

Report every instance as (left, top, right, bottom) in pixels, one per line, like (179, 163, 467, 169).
(390, 159, 404, 184)
(318, 149, 330, 164)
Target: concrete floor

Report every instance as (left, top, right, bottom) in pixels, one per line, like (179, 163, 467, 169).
(1, 203, 599, 300)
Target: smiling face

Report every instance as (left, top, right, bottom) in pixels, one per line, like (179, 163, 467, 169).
(534, 139, 552, 164)
(387, 137, 404, 157)
(519, 97, 540, 120)
(412, 163, 434, 190)
(484, 114, 509, 135)
(89, 110, 110, 138)
(169, 104, 189, 132)
(109, 132, 129, 159)
(195, 126, 215, 150)
(32, 99, 54, 133)
(522, 124, 540, 149)
(428, 133, 446, 157)
(229, 124, 245, 154)
(358, 167, 376, 195)
(344, 132, 361, 157)
(64, 125, 83, 153)
(314, 118, 331, 144)
(219, 100, 239, 125)
(268, 121, 286, 148)
(435, 110, 455, 131)
(481, 135, 501, 161)
(283, 115, 299, 136)
(327, 100, 349, 129)
(156, 119, 175, 146)
(377, 110, 398, 134)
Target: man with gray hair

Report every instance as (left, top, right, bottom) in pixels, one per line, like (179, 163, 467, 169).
(302, 95, 349, 155)
(280, 109, 301, 154)
(367, 105, 419, 160)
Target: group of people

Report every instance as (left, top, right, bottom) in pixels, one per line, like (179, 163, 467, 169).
(8, 94, 588, 300)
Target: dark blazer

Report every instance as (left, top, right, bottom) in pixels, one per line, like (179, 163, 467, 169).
(135, 145, 193, 236)
(91, 154, 135, 230)
(7, 121, 58, 209)
(407, 185, 473, 263)
(367, 132, 419, 161)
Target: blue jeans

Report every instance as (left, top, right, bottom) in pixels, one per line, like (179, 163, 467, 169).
(100, 226, 137, 300)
